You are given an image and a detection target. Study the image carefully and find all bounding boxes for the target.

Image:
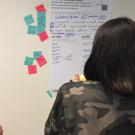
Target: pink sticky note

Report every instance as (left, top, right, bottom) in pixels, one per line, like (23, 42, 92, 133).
(35, 4, 46, 12)
(28, 65, 37, 74)
(36, 55, 47, 67)
(38, 31, 48, 42)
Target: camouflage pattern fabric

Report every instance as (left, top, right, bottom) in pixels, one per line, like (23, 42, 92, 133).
(44, 81, 135, 135)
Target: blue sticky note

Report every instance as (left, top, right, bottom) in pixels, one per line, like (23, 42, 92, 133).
(27, 25, 37, 34)
(36, 26, 45, 34)
(24, 15, 34, 25)
(33, 51, 42, 59)
(24, 56, 34, 65)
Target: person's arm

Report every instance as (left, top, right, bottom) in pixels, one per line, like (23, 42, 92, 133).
(44, 89, 66, 135)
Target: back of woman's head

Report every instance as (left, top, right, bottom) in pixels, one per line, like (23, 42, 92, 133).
(84, 17, 135, 95)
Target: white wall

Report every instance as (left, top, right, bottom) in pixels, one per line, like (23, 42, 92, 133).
(0, 0, 53, 135)
(0, 0, 135, 135)
(113, 0, 135, 20)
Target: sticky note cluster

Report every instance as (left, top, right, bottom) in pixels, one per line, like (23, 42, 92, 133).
(24, 51, 47, 74)
(24, 4, 48, 42)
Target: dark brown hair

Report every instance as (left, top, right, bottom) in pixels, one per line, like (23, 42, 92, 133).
(84, 17, 135, 95)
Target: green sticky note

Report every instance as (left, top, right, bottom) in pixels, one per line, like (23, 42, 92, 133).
(33, 51, 42, 59)
(37, 12, 46, 28)
(24, 15, 34, 25)
(46, 90, 53, 98)
(27, 25, 37, 34)
(36, 26, 45, 34)
(24, 56, 34, 65)
(37, 18, 46, 26)
(37, 12, 46, 19)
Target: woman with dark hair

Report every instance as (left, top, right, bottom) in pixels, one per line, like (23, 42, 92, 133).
(45, 17, 135, 135)
(84, 17, 135, 95)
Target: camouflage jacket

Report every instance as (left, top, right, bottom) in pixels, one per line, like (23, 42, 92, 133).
(45, 81, 135, 135)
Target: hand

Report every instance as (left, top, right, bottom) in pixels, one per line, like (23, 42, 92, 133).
(72, 74, 80, 82)
(71, 74, 80, 82)
(71, 74, 86, 82)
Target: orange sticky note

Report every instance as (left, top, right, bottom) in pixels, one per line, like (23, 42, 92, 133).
(28, 65, 37, 74)
(35, 4, 46, 12)
(36, 55, 47, 67)
(38, 31, 48, 42)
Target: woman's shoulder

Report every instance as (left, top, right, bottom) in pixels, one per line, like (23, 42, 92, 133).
(59, 81, 113, 105)
(55, 81, 135, 135)
(59, 80, 102, 91)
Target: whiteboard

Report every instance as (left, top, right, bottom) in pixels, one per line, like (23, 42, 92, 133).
(50, 0, 113, 91)
(0, 0, 135, 135)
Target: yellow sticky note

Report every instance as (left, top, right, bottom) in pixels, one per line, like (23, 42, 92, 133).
(79, 75, 86, 81)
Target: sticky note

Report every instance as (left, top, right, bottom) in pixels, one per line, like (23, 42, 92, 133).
(37, 19, 46, 26)
(37, 12, 46, 18)
(37, 12, 46, 29)
(36, 55, 47, 67)
(33, 51, 42, 59)
(28, 65, 37, 74)
(27, 25, 37, 34)
(35, 4, 46, 12)
(37, 18, 46, 26)
(24, 15, 34, 25)
(37, 26, 45, 34)
(36, 12, 46, 34)
(46, 90, 53, 98)
(38, 31, 48, 42)
(24, 56, 34, 65)
(79, 75, 86, 81)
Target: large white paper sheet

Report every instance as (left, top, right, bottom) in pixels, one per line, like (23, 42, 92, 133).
(50, 0, 113, 90)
